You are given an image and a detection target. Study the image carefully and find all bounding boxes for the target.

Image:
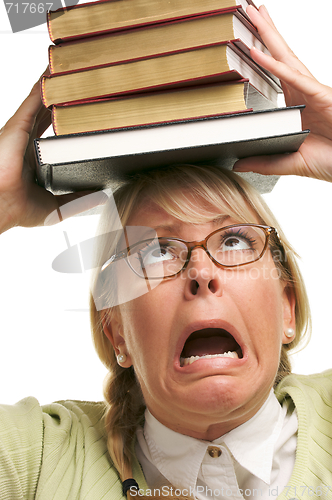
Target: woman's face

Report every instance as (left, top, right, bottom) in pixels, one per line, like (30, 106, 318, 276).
(106, 200, 295, 440)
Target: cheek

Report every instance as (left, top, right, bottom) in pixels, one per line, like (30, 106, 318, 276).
(118, 290, 169, 360)
(232, 266, 285, 342)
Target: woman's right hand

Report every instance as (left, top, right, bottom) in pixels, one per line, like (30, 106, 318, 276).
(233, 5, 332, 183)
(0, 77, 104, 234)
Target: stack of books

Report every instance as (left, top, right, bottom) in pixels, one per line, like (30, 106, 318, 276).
(35, 0, 308, 193)
(42, 0, 282, 135)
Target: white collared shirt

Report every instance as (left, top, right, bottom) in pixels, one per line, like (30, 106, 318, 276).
(136, 390, 298, 500)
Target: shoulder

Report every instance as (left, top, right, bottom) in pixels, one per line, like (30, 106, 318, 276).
(0, 396, 108, 444)
(41, 398, 107, 434)
(0, 396, 45, 465)
(0, 397, 123, 500)
(39, 398, 108, 456)
(275, 370, 332, 485)
(275, 368, 332, 405)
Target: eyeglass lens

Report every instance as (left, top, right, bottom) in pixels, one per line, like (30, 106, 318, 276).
(127, 225, 268, 279)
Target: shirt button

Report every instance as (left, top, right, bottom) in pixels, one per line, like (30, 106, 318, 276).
(207, 446, 222, 458)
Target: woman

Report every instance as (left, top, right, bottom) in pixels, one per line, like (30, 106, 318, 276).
(90, 162, 311, 499)
(1, 4, 332, 499)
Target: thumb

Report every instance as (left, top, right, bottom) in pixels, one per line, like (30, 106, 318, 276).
(233, 151, 306, 177)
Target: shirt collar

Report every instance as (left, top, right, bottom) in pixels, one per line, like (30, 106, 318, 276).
(140, 390, 285, 489)
(142, 410, 207, 491)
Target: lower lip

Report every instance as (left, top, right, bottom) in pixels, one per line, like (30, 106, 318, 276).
(176, 354, 247, 373)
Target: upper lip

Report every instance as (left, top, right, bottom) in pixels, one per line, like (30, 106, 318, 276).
(176, 320, 245, 363)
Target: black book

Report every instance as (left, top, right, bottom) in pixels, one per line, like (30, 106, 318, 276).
(35, 106, 308, 195)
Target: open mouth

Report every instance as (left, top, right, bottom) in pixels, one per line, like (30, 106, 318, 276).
(180, 328, 243, 367)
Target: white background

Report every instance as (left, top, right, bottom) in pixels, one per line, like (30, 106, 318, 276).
(0, 0, 331, 405)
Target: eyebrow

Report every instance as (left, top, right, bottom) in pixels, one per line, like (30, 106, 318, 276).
(212, 215, 230, 225)
(140, 215, 231, 237)
(150, 223, 182, 235)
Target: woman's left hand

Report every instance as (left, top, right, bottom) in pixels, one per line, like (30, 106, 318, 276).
(233, 5, 332, 183)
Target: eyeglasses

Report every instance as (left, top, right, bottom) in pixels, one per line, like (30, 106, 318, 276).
(102, 224, 279, 280)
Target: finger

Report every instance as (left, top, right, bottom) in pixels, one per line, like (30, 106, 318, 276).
(26, 105, 52, 159)
(3, 80, 43, 136)
(280, 82, 291, 104)
(33, 105, 52, 139)
(233, 150, 307, 177)
(258, 5, 279, 31)
(250, 47, 324, 98)
(246, 5, 313, 78)
(1, 67, 49, 139)
(0, 75, 51, 179)
(0, 82, 44, 166)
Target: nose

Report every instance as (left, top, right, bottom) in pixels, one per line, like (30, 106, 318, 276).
(184, 246, 224, 298)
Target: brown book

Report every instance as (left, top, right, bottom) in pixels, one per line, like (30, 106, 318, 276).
(52, 81, 275, 136)
(49, 9, 268, 74)
(42, 43, 280, 108)
(47, 0, 256, 43)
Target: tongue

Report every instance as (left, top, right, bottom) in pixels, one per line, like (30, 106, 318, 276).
(182, 336, 239, 358)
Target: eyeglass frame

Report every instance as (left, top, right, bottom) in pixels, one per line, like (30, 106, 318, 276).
(102, 223, 281, 280)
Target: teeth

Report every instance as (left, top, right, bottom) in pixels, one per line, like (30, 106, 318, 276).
(180, 351, 239, 367)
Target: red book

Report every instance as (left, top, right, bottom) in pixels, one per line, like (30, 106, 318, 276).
(51, 81, 274, 136)
(41, 42, 281, 108)
(47, 0, 256, 44)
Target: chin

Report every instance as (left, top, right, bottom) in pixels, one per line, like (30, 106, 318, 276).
(181, 370, 275, 421)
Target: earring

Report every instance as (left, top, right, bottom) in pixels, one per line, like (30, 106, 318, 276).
(117, 353, 127, 364)
(285, 328, 294, 338)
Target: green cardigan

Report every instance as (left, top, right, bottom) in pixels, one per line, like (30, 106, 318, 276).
(1, 371, 332, 500)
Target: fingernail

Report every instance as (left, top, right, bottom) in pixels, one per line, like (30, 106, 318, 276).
(247, 4, 260, 14)
(233, 162, 252, 172)
(259, 4, 273, 22)
(246, 5, 256, 18)
(260, 5, 269, 14)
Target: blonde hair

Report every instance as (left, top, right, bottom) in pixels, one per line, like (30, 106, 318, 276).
(90, 164, 311, 489)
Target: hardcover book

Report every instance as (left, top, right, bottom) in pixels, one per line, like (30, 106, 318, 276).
(52, 81, 275, 135)
(42, 42, 281, 107)
(47, 0, 256, 43)
(34, 107, 308, 194)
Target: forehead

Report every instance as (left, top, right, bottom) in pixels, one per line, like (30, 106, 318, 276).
(127, 199, 224, 228)
(127, 194, 259, 232)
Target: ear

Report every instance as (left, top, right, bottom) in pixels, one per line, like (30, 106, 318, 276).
(100, 309, 133, 368)
(281, 284, 296, 345)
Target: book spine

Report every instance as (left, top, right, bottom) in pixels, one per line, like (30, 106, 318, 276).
(34, 139, 52, 191)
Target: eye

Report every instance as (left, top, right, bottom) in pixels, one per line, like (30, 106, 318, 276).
(221, 236, 251, 251)
(139, 242, 178, 266)
(219, 229, 256, 252)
